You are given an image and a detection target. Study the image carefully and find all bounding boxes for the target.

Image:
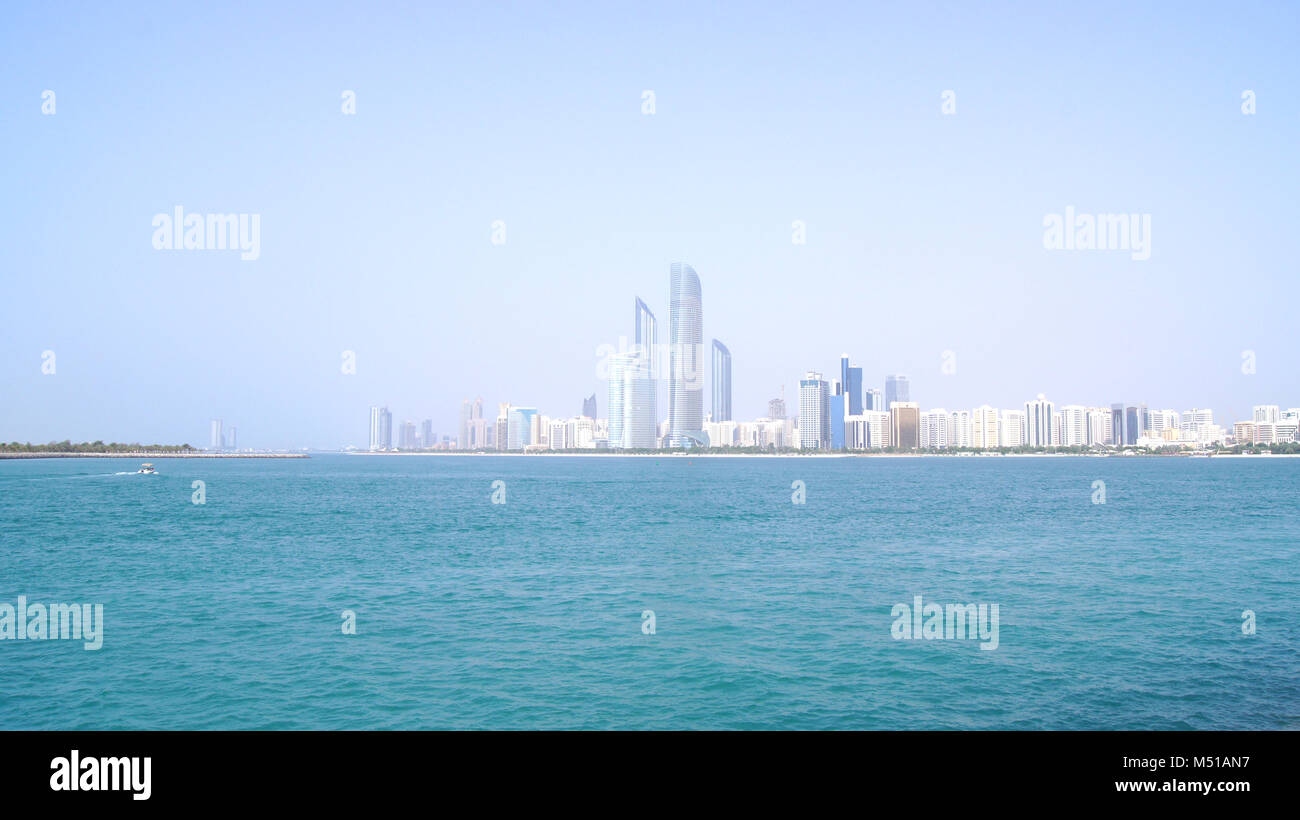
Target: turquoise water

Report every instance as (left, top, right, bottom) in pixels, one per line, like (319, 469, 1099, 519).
(0, 454, 1296, 730)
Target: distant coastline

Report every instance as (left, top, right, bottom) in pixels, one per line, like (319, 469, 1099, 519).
(345, 450, 1299, 459)
(0, 452, 309, 459)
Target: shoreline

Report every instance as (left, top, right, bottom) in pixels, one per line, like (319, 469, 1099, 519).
(0, 453, 309, 460)
(343, 451, 1299, 459)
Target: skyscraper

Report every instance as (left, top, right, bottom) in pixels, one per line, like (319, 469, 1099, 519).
(865, 388, 883, 412)
(890, 402, 920, 449)
(210, 419, 223, 451)
(885, 375, 910, 411)
(711, 339, 731, 422)
(634, 297, 658, 433)
(841, 355, 863, 416)
(507, 407, 538, 450)
(667, 263, 704, 447)
(368, 406, 392, 451)
(582, 393, 597, 419)
(421, 419, 434, 450)
(798, 371, 830, 449)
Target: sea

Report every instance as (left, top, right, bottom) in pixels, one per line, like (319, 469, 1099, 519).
(0, 454, 1296, 729)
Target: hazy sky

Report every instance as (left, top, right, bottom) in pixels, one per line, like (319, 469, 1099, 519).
(2, 1, 1297, 448)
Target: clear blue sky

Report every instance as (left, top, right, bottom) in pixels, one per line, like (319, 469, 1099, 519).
(2, 1, 1297, 448)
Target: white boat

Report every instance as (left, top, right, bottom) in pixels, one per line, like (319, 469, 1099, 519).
(138, 463, 157, 474)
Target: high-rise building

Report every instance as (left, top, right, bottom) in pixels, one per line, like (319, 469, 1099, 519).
(1060, 405, 1088, 447)
(582, 393, 597, 420)
(890, 402, 920, 450)
(841, 355, 863, 416)
(227, 426, 237, 451)
(507, 407, 538, 450)
(1254, 405, 1281, 424)
(421, 419, 434, 450)
(609, 354, 657, 449)
(865, 388, 884, 412)
(711, 339, 732, 423)
(667, 263, 704, 447)
(367, 407, 391, 451)
(210, 419, 224, 451)
(798, 371, 830, 449)
(971, 406, 999, 449)
(768, 392, 787, 420)
(495, 403, 511, 451)
(885, 375, 910, 411)
(399, 420, 418, 450)
(920, 409, 949, 449)
(634, 297, 658, 433)
(1000, 409, 1026, 447)
(1025, 394, 1055, 447)
(947, 409, 971, 448)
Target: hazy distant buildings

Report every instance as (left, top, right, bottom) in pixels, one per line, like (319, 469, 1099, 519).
(582, 393, 597, 419)
(885, 375, 910, 412)
(711, 339, 732, 422)
(495, 403, 511, 451)
(210, 419, 223, 451)
(768, 394, 787, 420)
(421, 419, 434, 450)
(798, 371, 830, 449)
(865, 388, 884, 412)
(368, 406, 392, 451)
(399, 420, 418, 449)
(667, 263, 704, 447)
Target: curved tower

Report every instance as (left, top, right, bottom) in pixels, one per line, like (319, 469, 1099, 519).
(668, 263, 704, 447)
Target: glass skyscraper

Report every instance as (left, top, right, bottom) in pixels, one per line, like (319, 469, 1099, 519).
(634, 297, 657, 435)
(667, 263, 704, 447)
(841, 355, 863, 416)
(885, 374, 910, 411)
(711, 339, 731, 422)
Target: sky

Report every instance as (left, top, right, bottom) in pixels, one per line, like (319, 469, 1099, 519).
(2, 1, 1297, 448)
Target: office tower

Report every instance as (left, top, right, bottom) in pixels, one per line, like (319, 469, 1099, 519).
(1024, 394, 1055, 447)
(1000, 409, 1026, 447)
(885, 375, 910, 411)
(798, 372, 830, 449)
(840, 355, 864, 416)
(421, 420, 434, 450)
(495, 403, 511, 451)
(582, 393, 597, 420)
(458, 400, 472, 450)
(608, 354, 629, 448)
(972, 406, 999, 449)
(865, 388, 884, 412)
(890, 402, 920, 449)
(623, 356, 658, 448)
(367, 407, 391, 451)
(711, 339, 732, 423)
(507, 407, 538, 449)
(768, 392, 787, 420)
(210, 419, 223, 451)
(920, 409, 949, 449)
(227, 426, 237, 451)
(634, 297, 658, 431)
(667, 263, 704, 447)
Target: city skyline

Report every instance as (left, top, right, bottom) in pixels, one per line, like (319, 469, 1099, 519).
(5, 3, 1298, 449)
